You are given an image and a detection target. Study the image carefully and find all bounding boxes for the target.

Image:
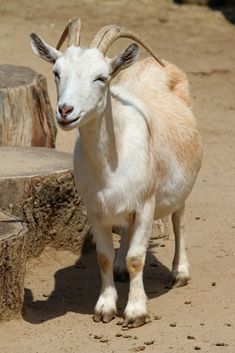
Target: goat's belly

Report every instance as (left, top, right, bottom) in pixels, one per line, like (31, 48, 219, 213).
(95, 185, 141, 217)
(154, 199, 183, 219)
(154, 174, 195, 219)
(79, 187, 139, 228)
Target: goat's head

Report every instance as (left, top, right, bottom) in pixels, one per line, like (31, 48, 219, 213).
(30, 18, 164, 130)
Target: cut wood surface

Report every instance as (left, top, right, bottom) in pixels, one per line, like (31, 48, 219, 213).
(0, 210, 28, 321)
(0, 147, 91, 258)
(0, 65, 57, 147)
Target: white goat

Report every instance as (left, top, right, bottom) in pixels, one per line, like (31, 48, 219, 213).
(30, 18, 202, 328)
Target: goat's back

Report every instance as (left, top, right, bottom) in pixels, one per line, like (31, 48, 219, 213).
(113, 57, 191, 107)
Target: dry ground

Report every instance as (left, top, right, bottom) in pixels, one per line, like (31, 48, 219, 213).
(0, 0, 235, 352)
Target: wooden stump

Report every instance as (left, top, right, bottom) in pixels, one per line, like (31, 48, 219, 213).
(0, 65, 57, 147)
(0, 211, 28, 321)
(0, 147, 91, 259)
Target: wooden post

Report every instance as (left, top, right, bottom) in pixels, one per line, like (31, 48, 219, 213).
(0, 65, 57, 147)
(0, 211, 28, 321)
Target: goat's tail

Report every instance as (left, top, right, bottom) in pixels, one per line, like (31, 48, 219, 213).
(164, 61, 191, 107)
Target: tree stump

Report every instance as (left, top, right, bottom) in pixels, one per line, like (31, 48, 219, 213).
(0, 147, 91, 259)
(0, 65, 57, 147)
(0, 211, 28, 321)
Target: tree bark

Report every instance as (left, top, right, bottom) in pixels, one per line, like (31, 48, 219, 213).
(0, 65, 57, 147)
(0, 211, 28, 321)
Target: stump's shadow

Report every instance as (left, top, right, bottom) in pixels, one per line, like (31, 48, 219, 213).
(22, 242, 172, 324)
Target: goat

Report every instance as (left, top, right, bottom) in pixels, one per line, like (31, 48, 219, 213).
(30, 18, 202, 328)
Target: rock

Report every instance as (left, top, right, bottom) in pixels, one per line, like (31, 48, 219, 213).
(170, 321, 177, 327)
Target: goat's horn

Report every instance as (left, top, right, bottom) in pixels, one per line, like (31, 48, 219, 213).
(56, 17, 81, 50)
(90, 25, 164, 67)
(68, 17, 81, 47)
(90, 25, 120, 49)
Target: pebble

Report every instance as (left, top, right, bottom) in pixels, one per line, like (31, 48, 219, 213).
(100, 338, 109, 343)
(215, 343, 228, 347)
(133, 345, 145, 351)
(184, 300, 192, 305)
(225, 323, 231, 327)
(194, 346, 201, 350)
(187, 335, 196, 340)
(158, 17, 168, 23)
(154, 315, 162, 320)
(169, 321, 177, 327)
(144, 340, 155, 345)
(122, 326, 130, 331)
(123, 334, 132, 338)
(212, 282, 216, 287)
(94, 335, 102, 339)
(115, 333, 123, 337)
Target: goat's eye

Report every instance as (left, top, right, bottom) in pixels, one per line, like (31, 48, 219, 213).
(54, 71, 60, 80)
(94, 76, 107, 84)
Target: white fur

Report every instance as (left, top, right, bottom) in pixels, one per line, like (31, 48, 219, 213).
(30, 36, 202, 326)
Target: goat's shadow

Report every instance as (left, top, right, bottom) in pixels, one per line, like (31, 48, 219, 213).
(22, 241, 172, 324)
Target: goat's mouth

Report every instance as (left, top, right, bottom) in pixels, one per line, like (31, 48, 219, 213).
(58, 116, 80, 127)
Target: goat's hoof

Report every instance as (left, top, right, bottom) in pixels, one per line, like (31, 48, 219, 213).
(114, 268, 129, 283)
(122, 314, 150, 328)
(93, 309, 116, 323)
(167, 273, 190, 289)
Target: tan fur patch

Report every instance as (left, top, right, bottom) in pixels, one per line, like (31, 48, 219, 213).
(126, 256, 144, 277)
(165, 61, 191, 106)
(97, 253, 110, 274)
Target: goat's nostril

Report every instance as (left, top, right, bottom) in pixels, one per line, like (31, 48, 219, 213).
(58, 105, 74, 118)
(64, 106, 74, 115)
(58, 106, 63, 115)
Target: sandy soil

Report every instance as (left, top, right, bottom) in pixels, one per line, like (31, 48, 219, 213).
(0, 0, 235, 352)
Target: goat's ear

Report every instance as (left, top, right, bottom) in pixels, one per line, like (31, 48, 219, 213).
(30, 33, 61, 64)
(110, 43, 140, 78)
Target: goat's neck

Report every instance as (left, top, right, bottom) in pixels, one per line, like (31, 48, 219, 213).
(79, 88, 118, 173)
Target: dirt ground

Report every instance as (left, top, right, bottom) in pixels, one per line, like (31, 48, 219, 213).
(0, 0, 235, 352)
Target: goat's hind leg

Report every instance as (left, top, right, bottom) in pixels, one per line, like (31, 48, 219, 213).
(93, 223, 117, 323)
(169, 203, 190, 288)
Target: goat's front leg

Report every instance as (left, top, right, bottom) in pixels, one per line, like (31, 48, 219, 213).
(123, 197, 155, 328)
(92, 223, 117, 323)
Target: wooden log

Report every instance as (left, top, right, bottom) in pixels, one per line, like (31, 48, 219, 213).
(0, 64, 57, 147)
(0, 147, 91, 259)
(0, 211, 28, 321)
